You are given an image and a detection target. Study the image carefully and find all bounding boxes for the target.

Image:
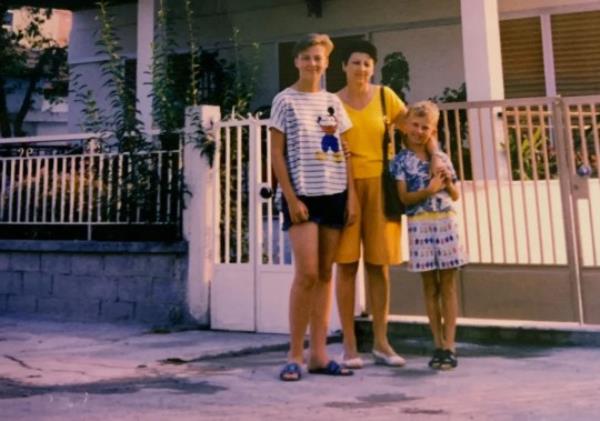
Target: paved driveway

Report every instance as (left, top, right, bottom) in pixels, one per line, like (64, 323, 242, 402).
(1, 317, 600, 420)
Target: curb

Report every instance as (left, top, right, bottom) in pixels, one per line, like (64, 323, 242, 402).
(159, 335, 344, 364)
(189, 342, 291, 362)
(158, 343, 290, 365)
(356, 317, 600, 351)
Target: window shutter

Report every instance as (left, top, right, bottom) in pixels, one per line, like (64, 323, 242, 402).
(552, 10, 600, 96)
(500, 17, 546, 98)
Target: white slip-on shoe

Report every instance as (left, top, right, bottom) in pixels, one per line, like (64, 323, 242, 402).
(372, 349, 406, 367)
(340, 354, 364, 369)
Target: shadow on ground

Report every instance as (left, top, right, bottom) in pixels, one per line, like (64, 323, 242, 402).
(383, 339, 555, 360)
(324, 392, 423, 409)
(0, 376, 227, 399)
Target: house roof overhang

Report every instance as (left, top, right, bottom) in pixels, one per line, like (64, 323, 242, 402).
(6, 0, 135, 11)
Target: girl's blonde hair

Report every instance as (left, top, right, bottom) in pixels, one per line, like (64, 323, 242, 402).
(407, 100, 440, 125)
(292, 33, 334, 57)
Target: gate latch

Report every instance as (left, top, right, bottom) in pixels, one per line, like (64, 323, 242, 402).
(259, 183, 274, 200)
(572, 165, 591, 199)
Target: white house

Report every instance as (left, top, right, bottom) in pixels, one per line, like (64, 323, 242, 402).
(4, 0, 600, 328)
(7, 0, 600, 133)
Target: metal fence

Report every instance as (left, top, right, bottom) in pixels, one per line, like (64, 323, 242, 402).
(437, 96, 599, 267)
(212, 96, 599, 273)
(0, 131, 183, 240)
(212, 117, 293, 266)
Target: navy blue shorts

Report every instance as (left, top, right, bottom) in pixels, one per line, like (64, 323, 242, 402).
(281, 190, 347, 231)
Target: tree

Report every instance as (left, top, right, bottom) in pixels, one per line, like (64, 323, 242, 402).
(381, 51, 410, 102)
(0, 6, 68, 138)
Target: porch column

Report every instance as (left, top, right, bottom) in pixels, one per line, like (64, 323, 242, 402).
(183, 105, 220, 324)
(136, 0, 155, 133)
(461, 0, 504, 101)
(460, 0, 508, 179)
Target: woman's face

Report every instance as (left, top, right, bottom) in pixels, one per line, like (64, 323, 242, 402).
(294, 45, 329, 83)
(343, 52, 375, 84)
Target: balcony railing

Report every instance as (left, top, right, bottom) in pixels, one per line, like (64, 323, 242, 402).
(0, 131, 183, 240)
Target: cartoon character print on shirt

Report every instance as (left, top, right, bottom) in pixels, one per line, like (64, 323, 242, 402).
(315, 106, 345, 163)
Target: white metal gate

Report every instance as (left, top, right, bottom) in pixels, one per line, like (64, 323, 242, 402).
(208, 95, 600, 331)
(209, 117, 294, 332)
(432, 95, 600, 323)
(561, 95, 600, 323)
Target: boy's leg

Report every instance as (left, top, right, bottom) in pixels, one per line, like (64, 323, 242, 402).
(366, 263, 395, 355)
(287, 222, 320, 365)
(439, 268, 458, 351)
(421, 271, 443, 349)
(336, 262, 360, 359)
(308, 225, 341, 368)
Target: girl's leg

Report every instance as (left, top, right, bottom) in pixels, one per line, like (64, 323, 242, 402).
(335, 262, 360, 359)
(421, 271, 443, 349)
(439, 269, 458, 351)
(366, 263, 395, 355)
(287, 222, 320, 365)
(308, 225, 341, 368)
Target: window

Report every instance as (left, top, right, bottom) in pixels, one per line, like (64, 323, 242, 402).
(500, 10, 600, 98)
(124, 51, 225, 125)
(552, 10, 600, 96)
(500, 17, 546, 98)
(125, 58, 137, 96)
(278, 35, 364, 91)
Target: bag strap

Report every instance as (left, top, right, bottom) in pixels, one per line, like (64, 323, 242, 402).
(380, 86, 391, 167)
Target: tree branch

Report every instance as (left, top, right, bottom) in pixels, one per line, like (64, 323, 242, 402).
(0, 76, 13, 137)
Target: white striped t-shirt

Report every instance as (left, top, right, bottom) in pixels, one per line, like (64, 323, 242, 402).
(270, 87, 352, 196)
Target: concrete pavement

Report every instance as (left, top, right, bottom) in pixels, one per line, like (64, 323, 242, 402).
(2, 316, 600, 420)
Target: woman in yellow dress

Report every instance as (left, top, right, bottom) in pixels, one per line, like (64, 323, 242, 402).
(334, 40, 441, 368)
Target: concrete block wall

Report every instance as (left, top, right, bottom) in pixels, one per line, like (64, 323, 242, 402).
(0, 240, 189, 326)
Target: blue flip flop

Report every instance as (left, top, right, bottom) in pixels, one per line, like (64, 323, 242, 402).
(308, 360, 354, 376)
(279, 362, 302, 381)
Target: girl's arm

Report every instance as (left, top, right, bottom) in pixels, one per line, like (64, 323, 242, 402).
(426, 136, 446, 174)
(445, 178, 460, 201)
(270, 128, 308, 224)
(396, 173, 445, 206)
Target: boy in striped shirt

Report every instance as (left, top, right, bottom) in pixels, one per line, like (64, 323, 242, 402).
(270, 33, 357, 381)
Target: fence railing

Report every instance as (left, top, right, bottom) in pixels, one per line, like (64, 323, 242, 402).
(212, 96, 599, 269)
(438, 96, 599, 267)
(0, 131, 183, 240)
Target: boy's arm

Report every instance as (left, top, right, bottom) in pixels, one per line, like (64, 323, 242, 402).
(270, 128, 308, 223)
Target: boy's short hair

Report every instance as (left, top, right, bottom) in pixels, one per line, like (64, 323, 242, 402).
(292, 33, 334, 57)
(407, 101, 440, 126)
(340, 39, 378, 64)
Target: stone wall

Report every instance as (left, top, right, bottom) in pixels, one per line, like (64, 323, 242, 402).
(0, 240, 189, 326)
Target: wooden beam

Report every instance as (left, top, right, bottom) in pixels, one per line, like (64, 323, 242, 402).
(5, 0, 135, 11)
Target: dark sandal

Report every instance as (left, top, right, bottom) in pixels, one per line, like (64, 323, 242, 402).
(308, 360, 354, 376)
(439, 349, 458, 370)
(279, 362, 302, 381)
(428, 348, 444, 369)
